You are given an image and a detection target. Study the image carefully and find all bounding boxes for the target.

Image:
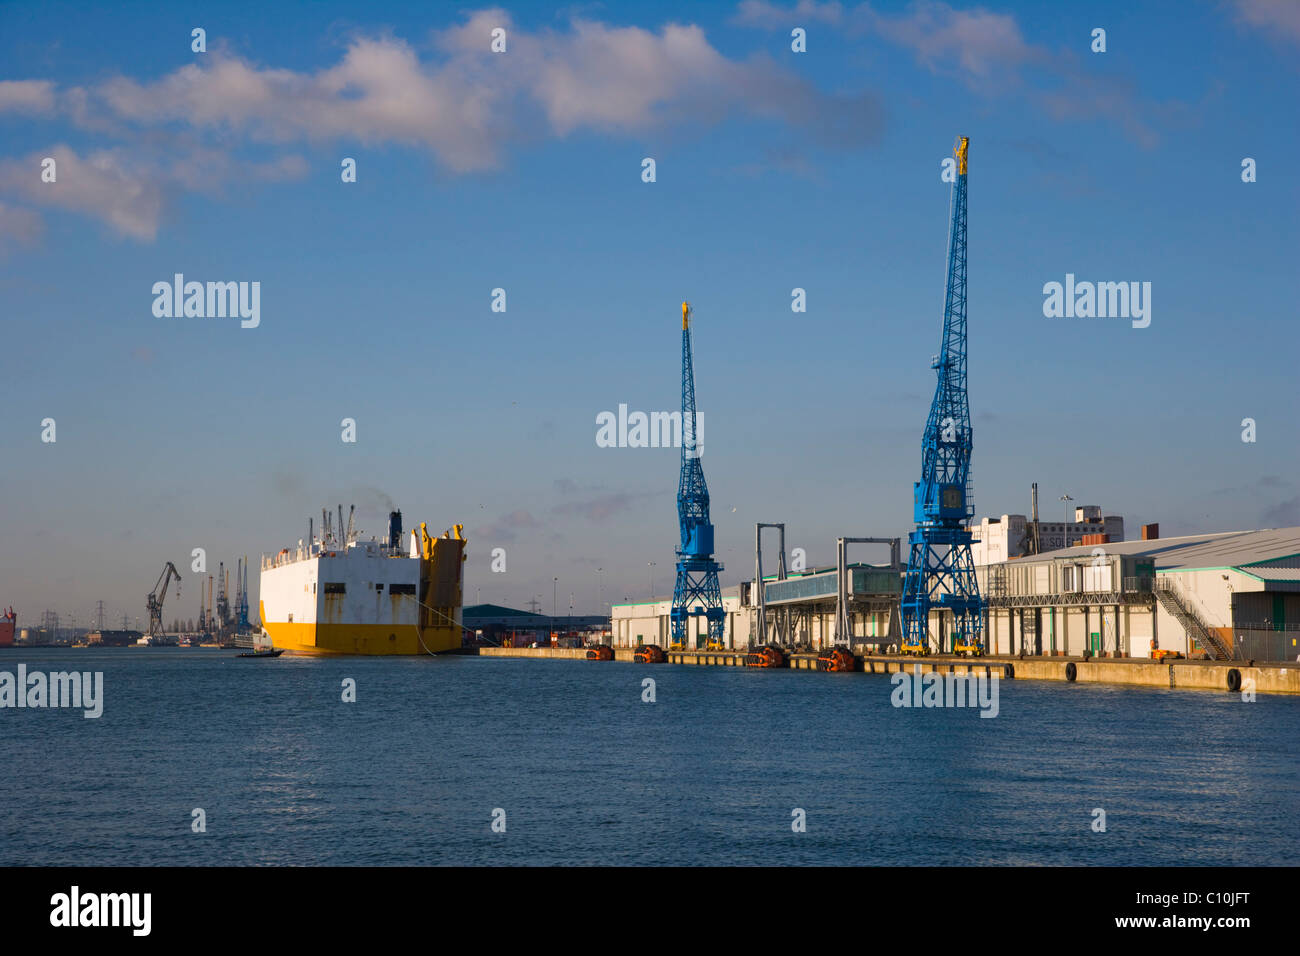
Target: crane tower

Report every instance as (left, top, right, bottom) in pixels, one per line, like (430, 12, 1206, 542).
(670, 301, 725, 650)
(901, 136, 986, 656)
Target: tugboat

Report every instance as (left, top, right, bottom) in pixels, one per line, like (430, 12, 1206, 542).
(744, 644, 788, 668)
(633, 644, 667, 664)
(237, 646, 284, 658)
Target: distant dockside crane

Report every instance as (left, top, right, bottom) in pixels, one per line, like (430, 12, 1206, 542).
(901, 136, 986, 657)
(236, 556, 250, 629)
(670, 301, 725, 650)
(147, 562, 182, 640)
(216, 561, 231, 634)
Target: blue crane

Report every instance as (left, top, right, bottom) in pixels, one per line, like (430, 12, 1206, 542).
(901, 136, 986, 657)
(671, 301, 725, 650)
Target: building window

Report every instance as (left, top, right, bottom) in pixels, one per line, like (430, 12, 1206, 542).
(390, 583, 416, 595)
(323, 582, 346, 595)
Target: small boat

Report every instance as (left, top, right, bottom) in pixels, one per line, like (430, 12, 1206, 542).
(237, 647, 284, 658)
(585, 644, 614, 661)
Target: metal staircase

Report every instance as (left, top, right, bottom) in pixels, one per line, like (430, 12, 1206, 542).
(1154, 579, 1233, 660)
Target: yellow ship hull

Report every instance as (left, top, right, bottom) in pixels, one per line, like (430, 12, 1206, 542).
(262, 620, 461, 656)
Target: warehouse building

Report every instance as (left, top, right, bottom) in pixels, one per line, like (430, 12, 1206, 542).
(611, 590, 745, 649)
(979, 526, 1300, 660)
(612, 525, 1300, 661)
(610, 564, 902, 651)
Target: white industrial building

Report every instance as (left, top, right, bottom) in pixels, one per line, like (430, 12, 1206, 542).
(971, 505, 1124, 565)
(979, 526, 1300, 660)
(612, 525, 1300, 661)
(611, 590, 746, 649)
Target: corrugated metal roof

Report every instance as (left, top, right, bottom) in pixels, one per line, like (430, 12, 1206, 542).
(1239, 566, 1300, 584)
(1021, 526, 1300, 571)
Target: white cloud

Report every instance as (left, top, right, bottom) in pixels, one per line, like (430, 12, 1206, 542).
(0, 146, 164, 240)
(870, 1, 1038, 82)
(76, 12, 882, 165)
(735, 1, 1190, 147)
(0, 145, 308, 242)
(0, 9, 884, 240)
(1232, 0, 1300, 43)
(0, 80, 56, 114)
(733, 0, 846, 28)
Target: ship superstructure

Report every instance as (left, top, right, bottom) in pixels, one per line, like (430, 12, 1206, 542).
(259, 508, 466, 655)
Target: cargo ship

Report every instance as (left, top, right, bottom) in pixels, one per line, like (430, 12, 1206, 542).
(0, 607, 14, 648)
(259, 508, 466, 655)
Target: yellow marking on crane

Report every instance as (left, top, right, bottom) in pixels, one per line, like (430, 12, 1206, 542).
(682, 301, 691, 330)
(955, 136, 969, 175)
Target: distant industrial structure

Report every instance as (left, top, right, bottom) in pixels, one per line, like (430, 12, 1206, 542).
(972, 500, 1126, 565)
(611, 519, 1300, 662)
(191, 556, 258, 644)
(462, 604, 609, 647)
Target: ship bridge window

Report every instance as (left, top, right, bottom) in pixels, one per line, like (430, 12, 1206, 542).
(390, 583, 416, 595)
(323, 582, 346, 594)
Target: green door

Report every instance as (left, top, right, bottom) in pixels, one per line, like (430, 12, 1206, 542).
(1089, 631, 1101, 654)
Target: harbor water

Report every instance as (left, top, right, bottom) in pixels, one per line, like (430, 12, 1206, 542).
(2, 648, 1296, 866)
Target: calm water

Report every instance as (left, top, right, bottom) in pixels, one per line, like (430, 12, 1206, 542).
(1, 648, 1296, 866)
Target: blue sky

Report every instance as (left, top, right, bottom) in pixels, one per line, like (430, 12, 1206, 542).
(1, 0, 1297, 625)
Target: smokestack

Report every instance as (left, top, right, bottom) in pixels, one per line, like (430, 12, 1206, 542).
(1141, 523, 1159, 541)
(389, 510, 403, 551)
